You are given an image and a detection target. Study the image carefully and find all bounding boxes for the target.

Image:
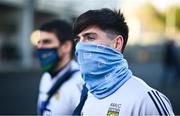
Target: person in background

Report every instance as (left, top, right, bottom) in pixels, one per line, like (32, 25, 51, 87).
(162, 40, 177, 88)
(31, 19, 83, 115)
(73, 8, 175, 115)
(162, 40, 180, 88)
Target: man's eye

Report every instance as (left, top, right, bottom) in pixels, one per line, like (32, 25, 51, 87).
(87, 36, 95, 41)
(43, 40, 51, 44)
(74, 37, 79, 43)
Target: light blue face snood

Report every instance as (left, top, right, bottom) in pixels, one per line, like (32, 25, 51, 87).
(75, 42, 132, 99)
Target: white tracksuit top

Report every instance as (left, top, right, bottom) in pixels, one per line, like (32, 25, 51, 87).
(37, 60, 83, 115)
(81, 76, 174, 116)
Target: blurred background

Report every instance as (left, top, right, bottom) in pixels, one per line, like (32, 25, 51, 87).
(0, 0, 179, 115)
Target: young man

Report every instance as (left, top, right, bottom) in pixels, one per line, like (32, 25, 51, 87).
(73, 8, 175, 115)
(31, 19, 83, 115)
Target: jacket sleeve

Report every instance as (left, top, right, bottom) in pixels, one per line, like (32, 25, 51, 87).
(136, 90, 175, 116)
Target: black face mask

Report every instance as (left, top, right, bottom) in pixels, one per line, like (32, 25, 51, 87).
(36, 48, 59, 72)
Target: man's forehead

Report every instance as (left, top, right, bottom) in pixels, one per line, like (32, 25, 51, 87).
(78, 26, 101, 36)
(31, 30, 57, 46)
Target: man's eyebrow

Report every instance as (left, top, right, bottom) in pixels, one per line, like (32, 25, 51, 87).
(38, 38, 51, 42)
(74, 35, 80, 39)
(82, 32, 97, 37)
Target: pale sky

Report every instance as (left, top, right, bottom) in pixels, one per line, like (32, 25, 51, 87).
(150, 0, 180, 11)
(119, 0, 180, 10)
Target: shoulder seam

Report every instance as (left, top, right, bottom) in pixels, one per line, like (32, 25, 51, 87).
(147, 90, 170, 115)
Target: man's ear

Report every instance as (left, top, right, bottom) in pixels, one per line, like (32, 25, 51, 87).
(114, 35, 124, 52)
(58, 40, 72, 56)
(62, 40, 72, 53)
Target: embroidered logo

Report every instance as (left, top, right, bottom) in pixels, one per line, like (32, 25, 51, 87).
(107, 103, 121, 116)
(54, 92, 60, 100)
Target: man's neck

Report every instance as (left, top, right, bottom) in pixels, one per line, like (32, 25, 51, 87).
(51, 56, 71, 77)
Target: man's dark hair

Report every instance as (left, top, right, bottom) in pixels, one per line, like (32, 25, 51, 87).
(73, 8, 129, 52)
(38, 19, 75, 58)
